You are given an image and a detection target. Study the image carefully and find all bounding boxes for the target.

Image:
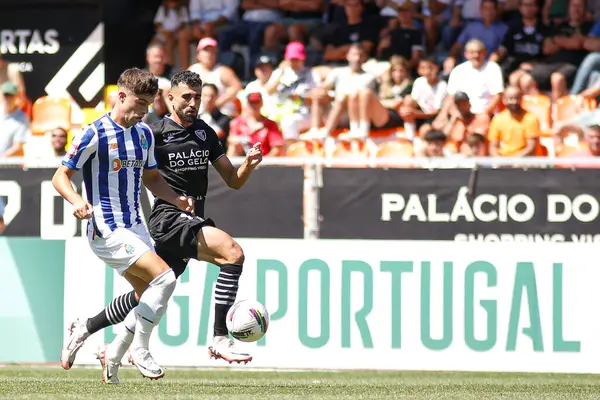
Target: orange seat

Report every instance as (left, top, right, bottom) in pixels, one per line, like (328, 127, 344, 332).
(555, 95, 596, 122)
(30, 96, 72, 136)
(285, 140, 324, 157)
(522, 94, 552, 136)
(374, 139, 414, 168)
(331, 139, 369, 167)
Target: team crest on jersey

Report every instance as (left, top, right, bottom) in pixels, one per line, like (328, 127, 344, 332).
(140, 134, 149, 149)
(195, 130, 206, 141)
(123, 244, 135, 255)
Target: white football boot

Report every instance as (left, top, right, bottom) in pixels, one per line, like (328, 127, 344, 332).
(96, 345, 121, 385)
(128, 347, 165, 380)
(60, 319, 90, 370)
(208, 336, 253, 364)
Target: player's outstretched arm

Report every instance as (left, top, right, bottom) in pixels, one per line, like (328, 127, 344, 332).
(142, 169, 195, 214)
(52, 165, 93, 220)
(214, 142, 263, 190)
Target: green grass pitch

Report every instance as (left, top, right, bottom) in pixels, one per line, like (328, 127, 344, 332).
(1, 366, 600, 399)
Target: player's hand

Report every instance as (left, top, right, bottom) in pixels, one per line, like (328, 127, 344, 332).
(73, 201, 93, 220)
(246, 142, 263, 168)
(176, 195, 195, 215)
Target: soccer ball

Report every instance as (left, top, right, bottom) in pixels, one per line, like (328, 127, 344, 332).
(226, 300, 270, 342)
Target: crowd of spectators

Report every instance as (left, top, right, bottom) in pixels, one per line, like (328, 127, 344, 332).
(2, 0, 600, 162)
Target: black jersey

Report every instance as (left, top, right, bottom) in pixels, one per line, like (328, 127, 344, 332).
(150, 116, 225, 217)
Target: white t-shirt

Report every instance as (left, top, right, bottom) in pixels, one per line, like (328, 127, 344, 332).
(446, 60, 504, 114)
(243, 79, 279, 109)
(154, 5, 190, 32)
(411, 77, 448, 114)
(327, 67, 376, 99)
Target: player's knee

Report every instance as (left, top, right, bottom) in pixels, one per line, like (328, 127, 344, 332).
(224, 240, 245, 265)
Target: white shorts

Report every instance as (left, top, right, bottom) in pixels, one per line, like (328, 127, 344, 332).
(89, 224, 155, 276)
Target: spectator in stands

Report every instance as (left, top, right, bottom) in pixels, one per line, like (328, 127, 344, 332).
(336, 56, 412, 139)
(218, 0, 284, 64)
(306, 43, 376, 139)
(0, 53, 25, 117)
(0, 197, 5, 235)
(377, 4, 424, 70)
(154, 0, 192, 69)
(318, 0, 382, 64)
(553, 112, 600, 158)
(411, 0, 452, 51)
(416, 129, 450, 157)
(263, 0, 325, 54)
(577, 74, 600, 99)
(520, 0, 595, 101)
(462, 132, 488, 156)
(50, 127, 68, 157)
(199, 83, 231, 146)
(189, 37, 243, 116)
(0, 82, 29, 158)
(442, 0, 508, 50)
(494, 0, 550, 87)
(400, 57, 447, 139)
(242, 55, 278, 115)
(488, 86, 540, 156)
(189, 0, 239, 40)
(443, 39, 504, 116)
(146, 41, 172, 80)
(265, 43, 321, 141)
(569, 19, 600, 94)
(228, 92, 284, 156)
(449, 0, 508, 61)
(433, 91, 490, 152)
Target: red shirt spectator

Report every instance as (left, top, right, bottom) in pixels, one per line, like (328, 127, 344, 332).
(228, 92, 284, 156)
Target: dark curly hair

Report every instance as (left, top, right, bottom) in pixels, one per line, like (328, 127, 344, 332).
(171, 70, 203, 89)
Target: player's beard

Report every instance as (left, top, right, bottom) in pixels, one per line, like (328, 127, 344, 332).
(175, 108, 196, 123)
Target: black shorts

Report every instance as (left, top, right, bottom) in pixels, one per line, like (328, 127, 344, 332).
(376, 108, 404, 130)
(149, 209, 215, 278)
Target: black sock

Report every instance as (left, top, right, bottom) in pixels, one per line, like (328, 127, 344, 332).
(214, 264, 242, 337)
(86, 290, 138, 335)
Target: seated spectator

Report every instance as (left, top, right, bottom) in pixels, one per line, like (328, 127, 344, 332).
(218, 0, 284, 64)
(494, 0, 550, 87)
(570, 20, 600, 95)
(154, 0, 191, 69)
(462, 132, 488, 156)
(318, 0, 382, 64)
(306, 43, 376, 138)
(488, 86, 540, 156)
(265, 43, 321, 140)
(0, 82, 30, 157)
(443, 39, 504, 116)
(433, 91, 490, 152)
(554, 114, 600, 160)
(377, 5, 424, 70)
(242, 55, 279, 114)
(0, 197, 5, 235)
(0, 53, 26, 117)
(400, 57, 447, 138)
(416, 129, 450, 157)
(263, 0, 325, 53)
(189, 0, 239, 40)
(332, 56, 412, 139)
(189, 37, 243, 116)
(50, 127, 68, 157)
(146, 41, 172, 80)
(199, 83, 231, 146)
(450, 0, 508, 60)
(520, 0, 595, 101)
(228, 92, 284, 156)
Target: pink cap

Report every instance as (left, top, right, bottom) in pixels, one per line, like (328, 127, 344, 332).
(284, 42, 306, 61)
(197, 37, 217, 52)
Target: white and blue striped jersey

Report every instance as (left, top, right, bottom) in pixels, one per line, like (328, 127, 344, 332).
(62, 113, 157, 238)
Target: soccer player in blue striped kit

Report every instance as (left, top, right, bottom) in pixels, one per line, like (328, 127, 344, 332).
(59, 70, 263, 383)
(53, 68, 195, 383)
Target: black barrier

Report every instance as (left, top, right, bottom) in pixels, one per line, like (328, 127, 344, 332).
(320, 168, 600, 242)
(0, 3, 102, 107)
(0, 166, 304, 238)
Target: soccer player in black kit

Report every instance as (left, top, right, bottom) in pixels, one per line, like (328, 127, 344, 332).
(61, 70, 263, 383)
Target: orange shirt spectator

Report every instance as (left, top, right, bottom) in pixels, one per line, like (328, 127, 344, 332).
(228, 92, 284, 157)
(488, 86, 539, 156)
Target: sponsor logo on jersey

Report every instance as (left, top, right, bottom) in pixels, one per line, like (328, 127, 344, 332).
(109, 142, 118, 150)
(112, 158, 144, 171)
(140, 134, 149, 149)
(195, 130, 206, 141)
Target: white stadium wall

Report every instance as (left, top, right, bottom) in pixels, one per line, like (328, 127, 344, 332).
(61, 239, 599, 373)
